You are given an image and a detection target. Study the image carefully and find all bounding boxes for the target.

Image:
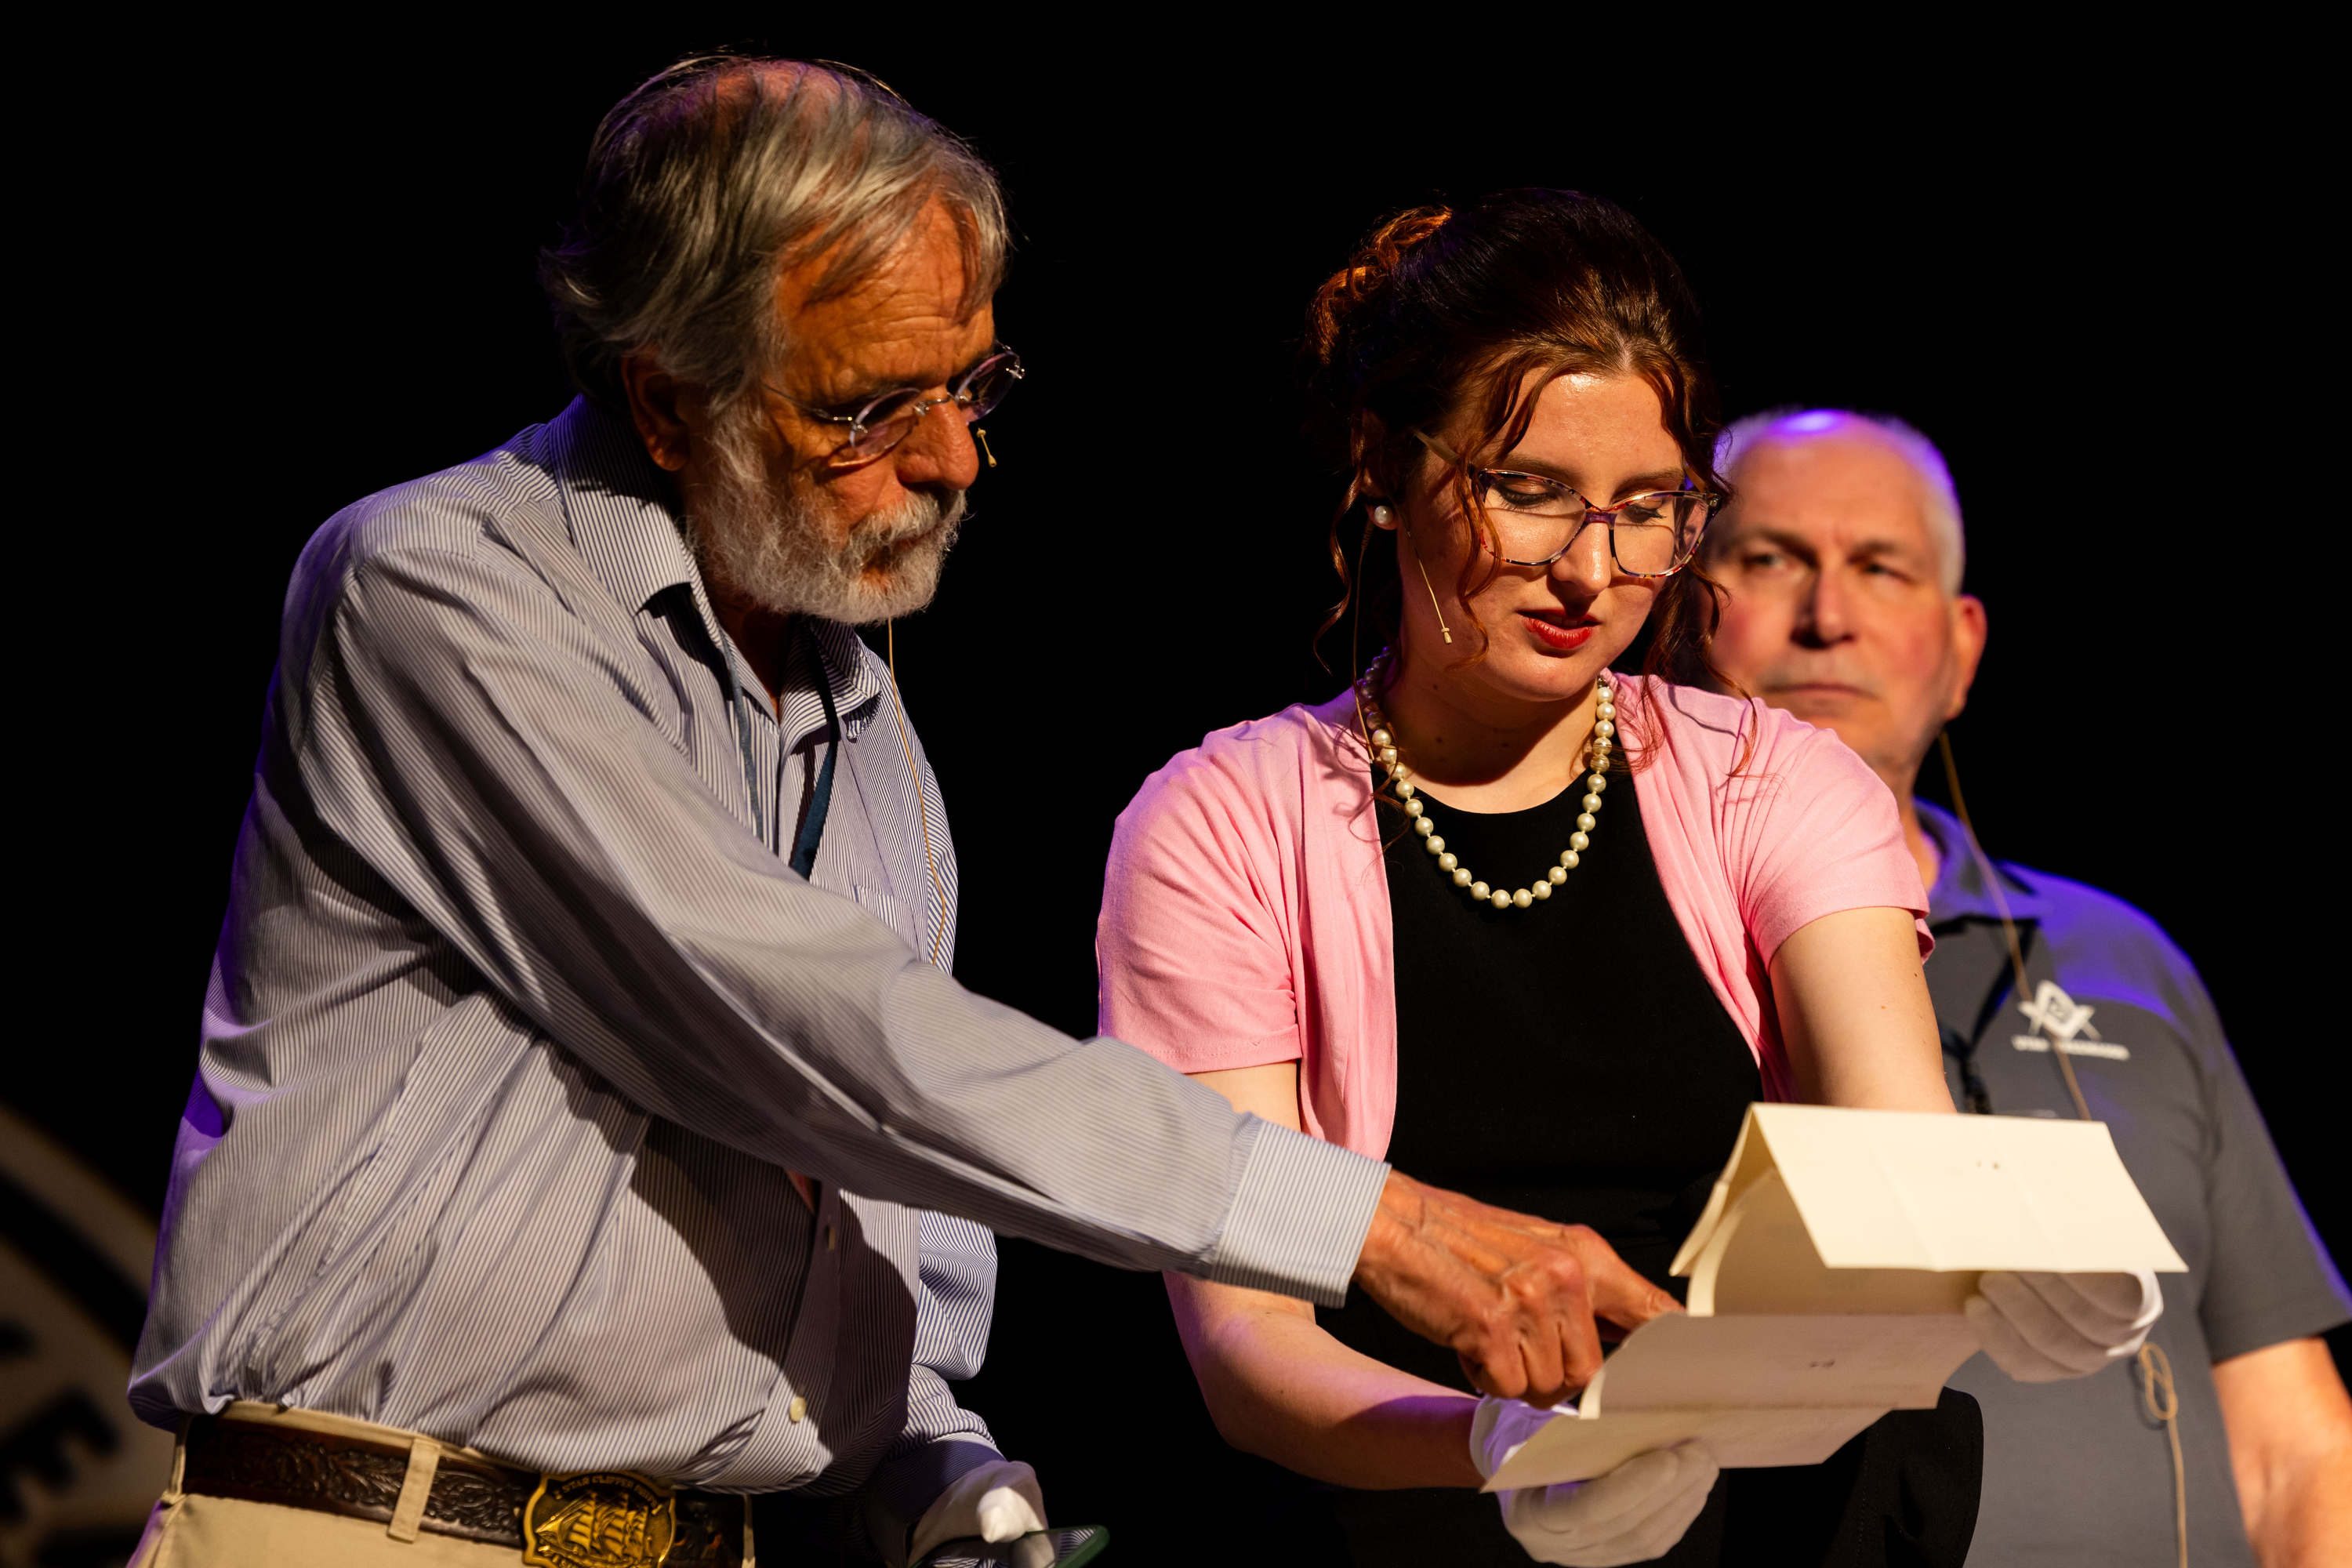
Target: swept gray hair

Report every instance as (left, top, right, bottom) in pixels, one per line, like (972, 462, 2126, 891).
(1715, 408, 1966, 594)
(541, 56, 1008, 416)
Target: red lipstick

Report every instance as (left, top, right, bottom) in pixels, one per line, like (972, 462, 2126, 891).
(1521, 612, 1595, 651)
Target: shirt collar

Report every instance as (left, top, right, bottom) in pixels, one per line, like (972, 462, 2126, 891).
(798, 619, 886, 738)
(546, 397, 700, 615)
(544, 397, 886, 735)
(1918, 798, 2044, 925)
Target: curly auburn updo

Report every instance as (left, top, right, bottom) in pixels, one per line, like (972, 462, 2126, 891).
(1301, 189, 1730, 699)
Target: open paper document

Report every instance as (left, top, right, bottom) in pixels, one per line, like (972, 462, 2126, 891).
(1483, 1105, 2185, 1492)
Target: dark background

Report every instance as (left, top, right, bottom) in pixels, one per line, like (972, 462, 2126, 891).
(19, 22, 2334, 1562)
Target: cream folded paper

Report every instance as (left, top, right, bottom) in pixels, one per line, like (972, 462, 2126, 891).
(1482, 1104, 2187, 1493)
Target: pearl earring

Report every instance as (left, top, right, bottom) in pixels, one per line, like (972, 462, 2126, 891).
(1372, 505, 1393, 527)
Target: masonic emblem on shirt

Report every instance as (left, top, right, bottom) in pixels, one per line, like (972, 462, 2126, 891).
(2013, 980, 2129, 1061)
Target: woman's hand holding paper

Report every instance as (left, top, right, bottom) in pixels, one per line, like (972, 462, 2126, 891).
(1967, 1269, 2163, 1382)
(1471, 1397, 1718, 1566)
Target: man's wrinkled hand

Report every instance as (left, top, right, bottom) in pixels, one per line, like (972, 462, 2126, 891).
(1351, 1171, 1678, 1405)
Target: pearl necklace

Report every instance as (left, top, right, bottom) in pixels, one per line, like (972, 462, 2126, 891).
(1354, 651, 1615, 911)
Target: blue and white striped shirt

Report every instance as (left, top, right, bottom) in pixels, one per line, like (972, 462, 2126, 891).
(130, 398, 1387, 1494)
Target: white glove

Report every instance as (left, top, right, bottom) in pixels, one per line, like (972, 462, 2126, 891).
(1967, 1269, 2161, 1382)
(1472, 1396, 1719, 1566)
(906, 1458, 1053, 1568)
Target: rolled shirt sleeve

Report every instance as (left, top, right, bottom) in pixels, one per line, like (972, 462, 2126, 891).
(2172, 960, 2351, 1359)
(888, 1214, 1002, 1465)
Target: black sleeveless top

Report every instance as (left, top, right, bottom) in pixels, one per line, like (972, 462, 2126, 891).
(1272, 762, 1984, 1568)
(1281, 764, 1760, 1567)
(1319, 762, 1761, 1390)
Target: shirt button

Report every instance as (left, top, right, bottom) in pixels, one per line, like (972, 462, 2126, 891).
(825, 1225, 837, 1250)
(788, 1396, 808, 1423)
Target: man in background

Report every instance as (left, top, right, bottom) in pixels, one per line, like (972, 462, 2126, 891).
(1705, 407, 2352, 1566)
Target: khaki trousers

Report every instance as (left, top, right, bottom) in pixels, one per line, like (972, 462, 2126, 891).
(130, 1402, 750, 1568)
(132, 1490, 523, 1568)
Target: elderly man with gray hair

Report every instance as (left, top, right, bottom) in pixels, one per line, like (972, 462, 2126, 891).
(125, 57, 1654, 1568)
(1705, 408, 2352, 1566)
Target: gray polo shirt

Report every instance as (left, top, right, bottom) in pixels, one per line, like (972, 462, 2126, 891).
(1919, 802, 2347, 1565)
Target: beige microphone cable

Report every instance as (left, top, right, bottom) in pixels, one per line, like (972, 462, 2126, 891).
(1938, 729, 2185, 1568)
(1937, 731, 2090, 1123)
(2138, 1341, 2185, 1568)
(1408, 531, 1454, 644)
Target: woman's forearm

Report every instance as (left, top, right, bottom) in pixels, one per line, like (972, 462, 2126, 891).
(1171, 1062, 1485, 1488)
(1165, 1274, 1484, 1489)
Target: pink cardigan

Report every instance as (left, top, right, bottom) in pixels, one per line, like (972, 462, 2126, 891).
(1096, 676, 1929, 1161)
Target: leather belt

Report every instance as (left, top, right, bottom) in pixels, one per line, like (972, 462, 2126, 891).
(181, 1413, 746, 1566)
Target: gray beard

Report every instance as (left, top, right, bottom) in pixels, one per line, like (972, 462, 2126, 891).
(691, 412, 964, 624)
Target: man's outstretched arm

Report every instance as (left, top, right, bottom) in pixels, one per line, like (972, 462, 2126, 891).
(281, 517, 1635, 1387)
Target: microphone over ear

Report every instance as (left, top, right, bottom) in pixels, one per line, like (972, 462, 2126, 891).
(1380, 503, 1454, 645)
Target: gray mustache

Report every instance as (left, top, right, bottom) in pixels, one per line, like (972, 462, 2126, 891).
(851, 492, 964, 561)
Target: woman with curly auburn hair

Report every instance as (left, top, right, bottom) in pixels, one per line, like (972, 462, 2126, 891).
(1091, 191, 2099, 1565)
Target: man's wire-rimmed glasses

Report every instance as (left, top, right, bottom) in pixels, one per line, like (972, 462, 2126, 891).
(1413, 429, 1719, 578)
(771, 346, 1024, 461)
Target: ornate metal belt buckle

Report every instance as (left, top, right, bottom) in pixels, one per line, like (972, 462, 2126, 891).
(521, 1470, 677, 1567)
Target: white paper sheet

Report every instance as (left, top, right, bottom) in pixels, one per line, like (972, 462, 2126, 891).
(1480, 1105, 2184, 1493)
(1486, 1407, 1887, 1491)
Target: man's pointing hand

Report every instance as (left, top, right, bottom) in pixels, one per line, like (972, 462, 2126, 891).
(1351, 1171, 1678, 1406)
